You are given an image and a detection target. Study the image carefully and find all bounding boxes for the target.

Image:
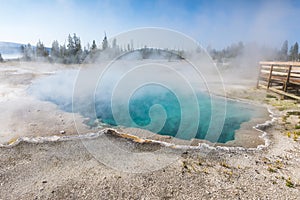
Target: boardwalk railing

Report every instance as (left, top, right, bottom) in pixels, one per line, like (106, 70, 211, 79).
(257, 61, 300, 100)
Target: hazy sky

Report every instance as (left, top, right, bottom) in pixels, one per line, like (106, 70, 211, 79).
(1, 0, 300, 49)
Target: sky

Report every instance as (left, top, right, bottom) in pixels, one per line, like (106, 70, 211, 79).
(1, 0, 300, 49)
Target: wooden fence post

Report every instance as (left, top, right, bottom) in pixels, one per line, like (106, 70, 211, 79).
(267, 65, 274, 89)
(283, 65, 292, 92)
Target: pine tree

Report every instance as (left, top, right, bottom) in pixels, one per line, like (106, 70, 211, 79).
(102, 33, 108, 50)
(289, 42, 299, 61)
(280, 40, 288, 61)
(22, 43, 34, 61)
(36, 40, 48, 57)
(51, 40, 60, 59)
(67, 34, 75, 56)
(65, 33, 82, 63)
(60, 44, 67, 63)
(293, 42, 299, 61)
(73, 34, 81, 53)
(73, 33, 82, 63)
(289, 45, 293, 61)
(0, 53, 3, 62)
(91, 40, 97, 50)
(89, 40, 98, 61)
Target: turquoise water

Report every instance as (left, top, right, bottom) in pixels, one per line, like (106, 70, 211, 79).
(95, 84, 262, 143)
(28, 71, 264, 144)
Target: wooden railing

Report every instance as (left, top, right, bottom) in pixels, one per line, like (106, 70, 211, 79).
(257, 61, 300, 100)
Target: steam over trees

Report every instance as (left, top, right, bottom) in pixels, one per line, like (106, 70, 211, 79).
(112, 38, 117, 49)
(209, 42, 244, 62)
(36, 40, 49, 58)
(19, 34, 84, 63)
(277, 40, 299, 61)
(289, 42, 299, 61)
(17, 34, 300, 64)
(46, 33, 122, 63)
(209, 40, 300, 63)
(13, 31, 196, 64)
(278, 40, 288, 61)
(102, 33, 108, 50)
(50, 40, 60, 60)
(21, 44, 35, 61)
(64, 33, 82, 64)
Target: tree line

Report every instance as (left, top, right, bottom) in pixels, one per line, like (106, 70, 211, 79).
(209, 40, 300, 63)
(278, 40, 299, 61)
(19, 33, 187, 63)
(208, 42, 244, 62)
(17, 35, 300, 64)
(20, 33, 113, 64)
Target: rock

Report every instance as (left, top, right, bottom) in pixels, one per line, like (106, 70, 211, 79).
(59, 130, 66, 134)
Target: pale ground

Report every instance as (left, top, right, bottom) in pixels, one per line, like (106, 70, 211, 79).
(0, 61, 90, 144)
(0, 61, 300, 199)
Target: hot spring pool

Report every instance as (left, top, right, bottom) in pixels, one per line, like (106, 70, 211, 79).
(29, 71, 266, 144)
(94, 84, 264, 143)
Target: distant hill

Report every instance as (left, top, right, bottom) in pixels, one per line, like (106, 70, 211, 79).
(0, 41, 23, 55)
(0, 41, 51, 59)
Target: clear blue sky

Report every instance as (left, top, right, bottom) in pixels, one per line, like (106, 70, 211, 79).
(1, 0, 300, 49)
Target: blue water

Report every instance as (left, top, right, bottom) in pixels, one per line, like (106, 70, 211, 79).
(94, 84, 262, 143)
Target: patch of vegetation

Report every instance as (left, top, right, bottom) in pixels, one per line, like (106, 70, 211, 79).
(271, 101, 298, 111)
(275, 160, 283, 169)
(181, 159, 205, 174)
(266, 94, 277, 99)
(262, 157, 271, 164)
(295, 124, 300, 129)
(182, 161, 188, 169)
(267, 166, 277, 173)
(220, 161, 231, 169)
(286, 177, 294, 188)
(197, 156, 203, 166)
(282, 115, 288, 122)
(286, 132, 300, 141)
(287, 111, 300, 116)
(294, 131, 300, 136)
(202, 168, 209, 174)
(293, 133, 298, 141)
(181, 161, 191, 173)
(189, 164, 197, 172)
(182, 160, 199, 173)
(223, 169, 233, 177)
